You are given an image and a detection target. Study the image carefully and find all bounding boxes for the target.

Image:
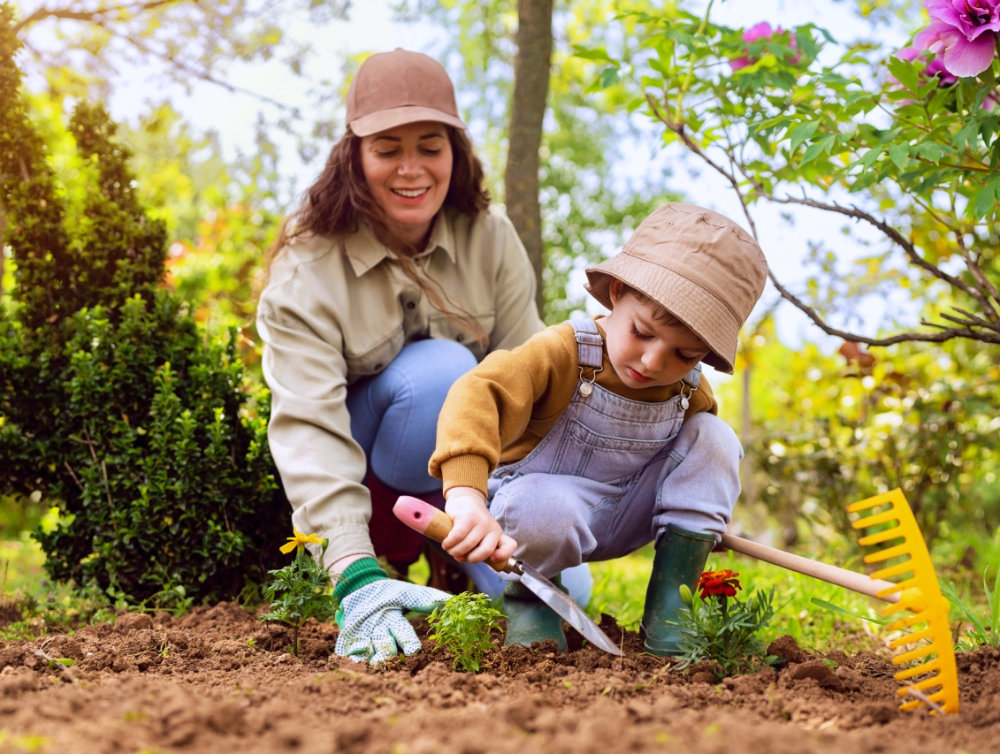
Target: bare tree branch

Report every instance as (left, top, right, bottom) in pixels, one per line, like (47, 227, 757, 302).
(955, 231, 1000, 315)
(13, 0, 183, 34)
(15, 0, 302, 114)
(119, 32, 302, 115)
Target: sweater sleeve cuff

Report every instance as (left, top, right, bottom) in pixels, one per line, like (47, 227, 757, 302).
(441, 455, 491, 497)
(333, 557, 389, 600)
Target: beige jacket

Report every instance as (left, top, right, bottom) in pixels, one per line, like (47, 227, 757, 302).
(257, 206, 544, 565)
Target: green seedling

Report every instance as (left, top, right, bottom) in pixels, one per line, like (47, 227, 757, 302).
(942, 565, 1000, 650)
(427, 592, 504, 673)
(668, 570, 776, 679)
(260, 530, 337, 655)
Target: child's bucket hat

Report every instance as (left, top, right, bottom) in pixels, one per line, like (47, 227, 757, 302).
(585, 203, 768, 374)
(346, 48, 466, 137)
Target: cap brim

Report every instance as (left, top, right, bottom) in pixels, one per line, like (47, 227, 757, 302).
(350, 106, 466, 137)
(585, 257, 740, 374)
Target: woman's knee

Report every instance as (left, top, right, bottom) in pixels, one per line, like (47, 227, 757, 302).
(389, 339, 478, 392)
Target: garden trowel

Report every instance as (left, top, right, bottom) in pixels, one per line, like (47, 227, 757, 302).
(393, 496, 623, 656)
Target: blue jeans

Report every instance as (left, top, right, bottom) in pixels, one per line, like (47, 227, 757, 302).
(345, 338, 592, 605)
(347, 338, 478, 494)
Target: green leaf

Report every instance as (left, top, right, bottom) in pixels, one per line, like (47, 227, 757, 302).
(859, 148, 881, 170)
(915, 143, 943, 163)
(972, 175, 1000, 219)
(888, 143, 911, 170)
(598, 66, 621, 90)
(801, 134, 835, 165)
(571, 45, 615, 64)
(788, 121, 820, 153)
(809, 598, 890, 625)
(887, 55, 919, 94)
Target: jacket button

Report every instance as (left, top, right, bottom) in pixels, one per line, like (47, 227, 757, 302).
(406, 301, 416, 310)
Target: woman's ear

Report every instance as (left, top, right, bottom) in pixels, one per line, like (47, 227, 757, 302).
(608, 278, 624, 308)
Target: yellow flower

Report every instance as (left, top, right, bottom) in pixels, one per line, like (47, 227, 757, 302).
(279, 528, 323, 554)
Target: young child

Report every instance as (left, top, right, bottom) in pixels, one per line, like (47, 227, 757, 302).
(428, 203, 768, 654)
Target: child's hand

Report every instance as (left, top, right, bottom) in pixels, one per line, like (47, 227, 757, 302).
(442, 487, 517, 565)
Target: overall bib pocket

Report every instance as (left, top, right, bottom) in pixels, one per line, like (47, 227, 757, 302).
(549, 419, 678, 481)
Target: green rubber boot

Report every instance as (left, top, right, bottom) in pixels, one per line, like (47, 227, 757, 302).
(640, 524, 715, 656)
(502, 578, 568, 652)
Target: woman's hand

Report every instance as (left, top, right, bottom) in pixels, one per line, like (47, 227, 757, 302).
(442, 487, 517, 565)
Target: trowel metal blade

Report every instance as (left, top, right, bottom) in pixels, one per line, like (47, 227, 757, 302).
(518, 562, 623, 656)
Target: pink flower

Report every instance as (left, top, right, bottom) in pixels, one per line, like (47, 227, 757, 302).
(731, 22, 801, 71)
(913, 0, 1000, 77)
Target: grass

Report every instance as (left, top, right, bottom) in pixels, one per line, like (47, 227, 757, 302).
(588, 545, 889, 654)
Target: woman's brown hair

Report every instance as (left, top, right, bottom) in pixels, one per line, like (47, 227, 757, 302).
(262, 125, 491, 343)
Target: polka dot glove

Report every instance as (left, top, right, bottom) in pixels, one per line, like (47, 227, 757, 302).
(335, 580, 451, 666)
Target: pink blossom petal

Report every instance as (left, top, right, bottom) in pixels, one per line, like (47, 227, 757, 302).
(941, 30, 997, 76)
(914, 18, 955, 53)
(742, 22, 775, 43)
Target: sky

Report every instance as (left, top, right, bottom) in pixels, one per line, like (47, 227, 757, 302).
(83, 0, 923, 361)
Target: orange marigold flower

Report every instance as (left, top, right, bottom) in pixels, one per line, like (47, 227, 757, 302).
(695, 569, 741, 599)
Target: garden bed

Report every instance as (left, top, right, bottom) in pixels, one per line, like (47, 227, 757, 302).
(0, 603, 997, 753)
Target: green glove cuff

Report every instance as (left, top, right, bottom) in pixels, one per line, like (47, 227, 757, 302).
(333, 557, 389, 600)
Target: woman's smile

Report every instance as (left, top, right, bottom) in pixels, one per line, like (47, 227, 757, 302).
(390, 187, 431, 202)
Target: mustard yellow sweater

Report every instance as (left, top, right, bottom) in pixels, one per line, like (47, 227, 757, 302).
(429, 317, 716, 495)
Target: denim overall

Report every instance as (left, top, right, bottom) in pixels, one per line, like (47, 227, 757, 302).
(488, 318, 742, 579)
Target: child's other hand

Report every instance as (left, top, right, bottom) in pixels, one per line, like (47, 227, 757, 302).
(442, 487, 517, 565)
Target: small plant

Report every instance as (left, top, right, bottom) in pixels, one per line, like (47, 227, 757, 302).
(668, 569, 776, 678)
(943, 565, 1000, 650)
(260, 529, 336, 655)
(427, 592, 504, 672)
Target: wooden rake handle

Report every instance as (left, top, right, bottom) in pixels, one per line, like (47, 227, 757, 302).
(720, 534, 901, 604)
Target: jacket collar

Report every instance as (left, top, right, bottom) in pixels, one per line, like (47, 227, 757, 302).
(344, 209, 457, 278)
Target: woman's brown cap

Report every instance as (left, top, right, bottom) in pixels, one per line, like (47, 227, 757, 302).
(346, 49, 466, 137)
(585, 203, 768, 375)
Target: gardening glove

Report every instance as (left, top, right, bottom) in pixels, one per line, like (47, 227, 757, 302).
(333, 557, 451, 665)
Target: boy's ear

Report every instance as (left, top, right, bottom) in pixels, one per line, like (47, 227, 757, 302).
(608, 278, 623, 307)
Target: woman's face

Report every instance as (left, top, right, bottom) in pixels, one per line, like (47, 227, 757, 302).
(360, 121, 453, 249)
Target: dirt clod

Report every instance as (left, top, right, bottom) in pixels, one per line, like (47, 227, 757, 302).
(115, 612, 154, 634)
(767, 634, 812, 663)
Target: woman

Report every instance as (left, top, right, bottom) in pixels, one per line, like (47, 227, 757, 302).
(257, 49, 549, 664)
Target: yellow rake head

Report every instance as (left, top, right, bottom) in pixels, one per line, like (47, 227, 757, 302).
(848, 488, 959, 714)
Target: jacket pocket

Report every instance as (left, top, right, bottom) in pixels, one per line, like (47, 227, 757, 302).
(428, 311, 496, 360)
(343, 326, 405, 385)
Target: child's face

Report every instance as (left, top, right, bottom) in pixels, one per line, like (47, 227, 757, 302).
(603, 281, 711, 389)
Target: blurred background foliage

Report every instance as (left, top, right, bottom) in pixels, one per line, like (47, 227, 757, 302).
(1, 0, 998, 641)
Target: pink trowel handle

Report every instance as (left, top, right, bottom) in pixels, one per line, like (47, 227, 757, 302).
(392, 496, 517, 574)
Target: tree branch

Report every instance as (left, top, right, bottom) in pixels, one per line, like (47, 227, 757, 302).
(14, 0, 183, 34)
(645, 93, 759, 240)
(647, 96, 1000, 347)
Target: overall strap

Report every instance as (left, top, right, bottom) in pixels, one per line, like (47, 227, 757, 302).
(682, 363, 702, 389)
(571, 318, 604, 369)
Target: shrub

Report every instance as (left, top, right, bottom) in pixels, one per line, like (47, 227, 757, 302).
(0, 4, 289, 605)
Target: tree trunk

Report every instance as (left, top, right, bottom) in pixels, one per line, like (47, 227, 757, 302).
(505, 0, 553, 318)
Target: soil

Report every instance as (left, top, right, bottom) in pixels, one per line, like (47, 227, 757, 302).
(0, 603, 997, 753)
